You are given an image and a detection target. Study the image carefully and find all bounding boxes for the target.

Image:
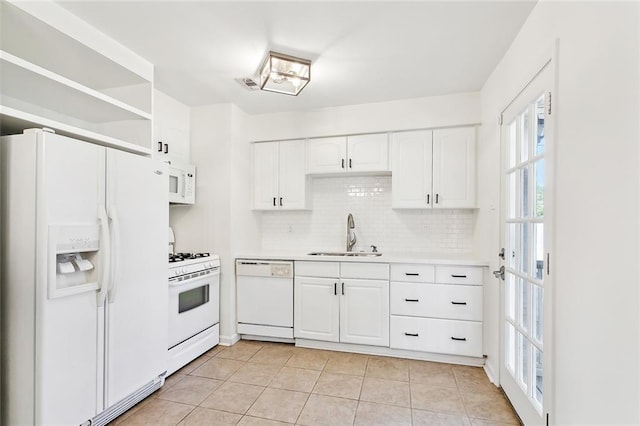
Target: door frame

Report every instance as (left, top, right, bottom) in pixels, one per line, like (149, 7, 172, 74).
(497, 41, 559, 425)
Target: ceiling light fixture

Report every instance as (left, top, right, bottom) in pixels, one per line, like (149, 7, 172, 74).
(259, 51, 311, 96)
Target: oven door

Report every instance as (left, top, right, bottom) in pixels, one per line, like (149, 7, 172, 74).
(168, 268, 220, 348)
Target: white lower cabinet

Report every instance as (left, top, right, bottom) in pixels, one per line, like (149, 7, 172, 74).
(390, 316, 482, 357)
(294, 261, 389, 347)
(389, 263, 484, 358)
(294, 260, 484, 359)
(294, 276, 340, 342)
(340, 279, 389, 346)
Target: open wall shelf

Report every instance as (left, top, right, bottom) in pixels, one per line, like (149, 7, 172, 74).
(0, 0, 153, 154)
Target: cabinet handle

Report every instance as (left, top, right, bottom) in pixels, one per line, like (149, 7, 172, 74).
(451, 337, 467, 341)
(426, 194, 430, 204)
(157, 141, 163, 152)
(334, 283, 337, 295)
(279, 197, 283, 207)
(341, 158, 345, 169)
(451, 274, 467, 278)
(451, 301, 467, 305)
(405, 273, 419, 276)
(164, 143, 168, 154)
(435, 193, 439, 204)
(349, 158, 352, 169)
(341, 282, 345, 295)
(404, 332, 419, 337)
(405, 298, 419, 302)
(273, 197, 276, 207)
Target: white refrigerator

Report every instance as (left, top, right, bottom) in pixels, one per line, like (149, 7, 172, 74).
(1, 129, 168, 425)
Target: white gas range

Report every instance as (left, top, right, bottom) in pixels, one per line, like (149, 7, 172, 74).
(167, 251, 220, 375)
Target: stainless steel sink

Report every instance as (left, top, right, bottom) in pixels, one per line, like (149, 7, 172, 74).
(307, 252, 383, 257)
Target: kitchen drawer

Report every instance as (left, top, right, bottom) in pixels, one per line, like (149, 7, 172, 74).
(435, 266, 483, 286)
(390, 264, 435, 283)
(341, 262, 389, 280)
(390, 282, 483, 321)
(390, 316, 482, 357)
(295, 261, 340, 278)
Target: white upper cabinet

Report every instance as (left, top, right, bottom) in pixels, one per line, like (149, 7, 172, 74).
(152, 91, 190, 162)
(307, 133, 389, 175)
(306, 136, 346, 174)
(0, 1, 153, 154)
(432, 127, 476, 208)
(391, 130, 433, 208)
(253, 140, 308, 210)
(392, 127, 476, 209)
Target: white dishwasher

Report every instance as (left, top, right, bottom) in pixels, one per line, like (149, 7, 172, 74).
(236, 259, 294, 341)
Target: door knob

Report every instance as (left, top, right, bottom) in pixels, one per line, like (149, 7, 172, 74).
(493, 266, 505, 280)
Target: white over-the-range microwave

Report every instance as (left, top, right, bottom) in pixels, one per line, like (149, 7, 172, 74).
(168, 161, 196, 204)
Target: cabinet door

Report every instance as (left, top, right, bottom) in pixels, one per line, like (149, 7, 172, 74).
(294, 277, 339, 342)
(340, 279, 389, 347)
(307, 136, 347, 174)
(391, 130, 433, 208)
(253, 142, 279, 209)
(347, 133, 389, 172)
(432, 127, 476, 208)
(278, 140, 307, 209)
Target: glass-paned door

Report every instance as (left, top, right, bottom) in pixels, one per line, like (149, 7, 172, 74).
(499, 62, 553, 425)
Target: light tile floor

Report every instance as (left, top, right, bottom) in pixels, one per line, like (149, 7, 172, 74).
(113, 341, 521, 426)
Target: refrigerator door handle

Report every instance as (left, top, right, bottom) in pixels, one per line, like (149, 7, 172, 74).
(107, 205, 121, 303)
(97, 205, 111, 306)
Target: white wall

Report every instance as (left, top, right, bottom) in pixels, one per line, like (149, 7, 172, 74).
(246, 92, 480, 142)
(479, 2, 639, 424)
(172, 104, 261, 344)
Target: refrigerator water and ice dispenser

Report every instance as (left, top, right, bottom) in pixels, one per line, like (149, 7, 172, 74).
(49, 225, 100, 299)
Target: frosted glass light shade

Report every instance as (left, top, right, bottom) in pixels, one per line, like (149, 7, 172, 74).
(259, 51, 311, 96)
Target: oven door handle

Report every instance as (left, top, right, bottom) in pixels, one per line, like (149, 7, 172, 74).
(169, 271, 219, 287)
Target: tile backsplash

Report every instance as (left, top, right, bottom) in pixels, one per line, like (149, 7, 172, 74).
(261, 176, 476, 254)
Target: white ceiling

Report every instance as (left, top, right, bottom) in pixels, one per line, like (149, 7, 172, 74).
(57, 1, 536, 115)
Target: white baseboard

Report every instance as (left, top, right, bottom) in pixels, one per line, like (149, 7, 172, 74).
(219, 333, 241, 346)
(295, 339, 485, 367)
(483, 358, 499, 385)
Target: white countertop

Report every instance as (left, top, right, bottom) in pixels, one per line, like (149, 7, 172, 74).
(235, 251, 489, 266)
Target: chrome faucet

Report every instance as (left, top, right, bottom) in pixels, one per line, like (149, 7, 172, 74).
(346, 213, 357, 252)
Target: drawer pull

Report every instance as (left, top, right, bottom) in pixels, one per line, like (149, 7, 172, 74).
(451, 337, 467, 341)
(405, 273, 420, 276)
(405, 298, 419, 302)
(451, 274, 467, 278)
(451, 301, 467, 305)
(404, 332, 419, 337)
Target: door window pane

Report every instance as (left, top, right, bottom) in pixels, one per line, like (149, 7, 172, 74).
(520, 109, 529, 163)
(520, 167, 529, 218)
(507, 224, 517, 270)
(534, 223, 544, 280)
(533, 284, 543, 343)
(518, 278, 529, 332)
(508, 172, 517, 218)
(535, 95, 545, 156)
(506, 323, 516, 374)
(509, 121, 517, 169)
(534, 346, 543, 406)
(519, 223, 529, 275)
(506, 273, 516, 321)
(518, 332, 530, 391)
(534, 160, 545, 218)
